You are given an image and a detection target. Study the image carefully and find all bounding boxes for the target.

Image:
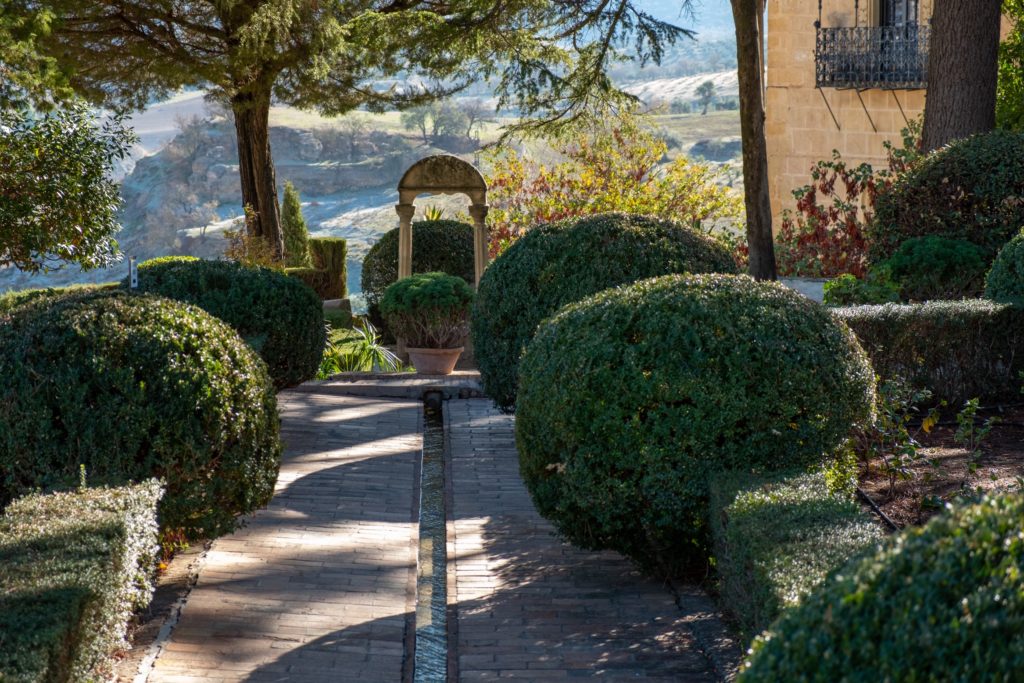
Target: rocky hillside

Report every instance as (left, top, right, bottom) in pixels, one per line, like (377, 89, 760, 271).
(0, 113, 478, 296)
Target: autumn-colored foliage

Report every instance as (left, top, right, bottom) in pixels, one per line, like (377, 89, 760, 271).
(483, 112, 743, 258)
(775, 120, 922, 279)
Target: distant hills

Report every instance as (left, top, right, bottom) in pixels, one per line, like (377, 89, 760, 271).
(0, 0, 741, 296)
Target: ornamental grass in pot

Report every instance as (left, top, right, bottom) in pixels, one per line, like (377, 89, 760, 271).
(381, 272, 474, 375)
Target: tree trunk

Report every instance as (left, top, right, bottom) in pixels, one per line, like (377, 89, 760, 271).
(921, 0, 1001, 151)
(732, 0, 777, 280)
(232, 90, 284, 259)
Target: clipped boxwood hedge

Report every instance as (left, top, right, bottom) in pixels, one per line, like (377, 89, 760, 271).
(869, 130, 1024, 263)
(474, 213, 740, 411)
(0, 291, 281, 540)
(0, 482, 162, 683)
(516, 274, 875, 575)
(709, 470, 882, 640)
(131, 258, 326, 388)
(985, 228, 1024, 305)
(310, 237, 348, 299)
(740, 494, 1024, 682)
(361, 220, 475, 330)
(287, 238, 349, 301)
(835, 300, 1024, 405)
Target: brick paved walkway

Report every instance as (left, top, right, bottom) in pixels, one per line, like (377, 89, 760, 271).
(447, 400, 731, 681)
(144, 379, 738, 682)
(148, 391, 421, 683)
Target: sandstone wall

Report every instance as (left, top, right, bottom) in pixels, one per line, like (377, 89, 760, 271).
(765, 0, 930, 224)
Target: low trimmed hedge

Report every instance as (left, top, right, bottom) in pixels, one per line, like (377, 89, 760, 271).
(709, 470, 883, 640)
(835, 300, 1024, 405)
(740, 494, 1024, 681)
(475, 213, 740, 411)
(516, 274, 875, 575)
(131, 258, 326, 388)
(0, 290, 281, 540)
(0, 482, 162, 682)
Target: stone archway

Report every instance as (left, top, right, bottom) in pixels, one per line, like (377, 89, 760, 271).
(396, 154, 489, 287)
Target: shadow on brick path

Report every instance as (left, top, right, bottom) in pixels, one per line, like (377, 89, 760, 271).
(147, 393, 421, 683)
(146, 387, 740, 682)
(447, 399, 742, 681)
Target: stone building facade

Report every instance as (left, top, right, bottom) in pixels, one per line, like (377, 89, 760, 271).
(765, 0, 935, 220)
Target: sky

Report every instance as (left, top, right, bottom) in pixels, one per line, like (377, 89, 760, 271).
(641, 0, 735, 38)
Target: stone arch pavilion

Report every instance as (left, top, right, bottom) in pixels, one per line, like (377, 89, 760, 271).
(395, 154, 489, 287)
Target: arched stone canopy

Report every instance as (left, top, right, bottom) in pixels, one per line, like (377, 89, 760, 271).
(395, 154, 489, 288)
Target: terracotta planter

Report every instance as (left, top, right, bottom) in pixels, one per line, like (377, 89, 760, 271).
(407, 347, 463, 375)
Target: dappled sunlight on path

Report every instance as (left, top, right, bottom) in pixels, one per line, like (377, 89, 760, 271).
(447, 400, 739, 681)
(147, 393, 421, 683)
(144, 377, 738, 682)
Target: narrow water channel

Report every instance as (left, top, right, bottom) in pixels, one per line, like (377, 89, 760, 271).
(414, 396, 447, 681)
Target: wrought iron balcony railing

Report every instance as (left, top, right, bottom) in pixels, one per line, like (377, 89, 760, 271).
(815, 23, 930, 90)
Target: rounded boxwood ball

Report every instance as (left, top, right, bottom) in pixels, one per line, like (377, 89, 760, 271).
(869, 130, 1024, 264)
(473, 213, 739, 412)
(130, 258, 326, 389)
(0, 290, 282, 540)
(515, 274, 875, 576)
(740, 494, 1024, 682)
(985, 229, 1024, 305)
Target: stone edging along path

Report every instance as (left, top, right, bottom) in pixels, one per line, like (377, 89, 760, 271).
(135, 375, 740, 682)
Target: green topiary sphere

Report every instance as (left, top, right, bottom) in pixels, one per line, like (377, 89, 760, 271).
(740, 494, 1024, 682)
(515, 274, 875, 576)
(130, 258, 326, 389)
(0, 290, 281, 540)
(361, 219, 475, 331)
(381, 272, 474, 348)
(869, 130, 1024, 264)
(985, 229, 1024, 305)
(473, 213, 740, 412)
(883, 235, 988, 301)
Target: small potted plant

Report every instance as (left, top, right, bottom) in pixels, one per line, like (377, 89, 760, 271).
(381, 271, 474, 375)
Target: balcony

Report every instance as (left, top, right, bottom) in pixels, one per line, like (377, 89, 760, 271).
(815, 23, 930, 90)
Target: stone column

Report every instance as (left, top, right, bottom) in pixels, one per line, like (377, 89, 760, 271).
(395, 203, 416, 280)
(468, 203, 490, 287)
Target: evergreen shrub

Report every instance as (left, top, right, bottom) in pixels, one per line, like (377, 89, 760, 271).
(473, 212, 739, 411)
(0, 291, 281, 540)
(0, 483, 163, 683)
(869, 130, 1024, 263)
(361, 220, 475, 331)
(381, 272, 474, 348)
(740, 494, 1024, 682)
(131, 258, 325, 388)
(709, 470, 882, 639)
(515, 274, 875, 575)
(985, 228, 1024, 305)
(836, 300, 1024, 405)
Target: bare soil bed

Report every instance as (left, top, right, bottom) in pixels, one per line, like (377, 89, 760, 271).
(860, 405, 1024, 528)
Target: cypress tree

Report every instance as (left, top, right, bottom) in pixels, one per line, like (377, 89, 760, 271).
(281, 181, 311, 268)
